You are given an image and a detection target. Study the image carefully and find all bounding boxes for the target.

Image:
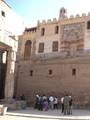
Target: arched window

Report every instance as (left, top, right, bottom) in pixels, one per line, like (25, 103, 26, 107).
(24, 40, 32, 60)
(55, 26, 59, 34)
(87, 21, 90, 29)
(41, 28, 45, 36)
(72, 68, 76, 76)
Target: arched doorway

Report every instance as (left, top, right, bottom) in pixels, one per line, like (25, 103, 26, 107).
(24, 40, 32, 60)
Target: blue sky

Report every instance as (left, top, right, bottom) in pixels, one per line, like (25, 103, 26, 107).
(6, 0, 90, 27)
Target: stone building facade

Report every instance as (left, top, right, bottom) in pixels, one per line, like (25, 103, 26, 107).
(0, 0, 28, 100)
(16, 7, 90, 107)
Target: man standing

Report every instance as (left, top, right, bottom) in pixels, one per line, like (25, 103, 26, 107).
(63, 94, 70, 115)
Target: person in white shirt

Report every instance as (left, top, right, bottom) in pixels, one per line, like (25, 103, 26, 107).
(61, 97, 64, 113)
(49, 96, 54, 109)
(54, 97, 58, 109)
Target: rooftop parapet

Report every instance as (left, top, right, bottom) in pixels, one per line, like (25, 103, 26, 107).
(82, 13, 86, 17)
(47, 19, 51, 23)
(38, 18, 58, 25)
(53, 18, 57, 22)
(70, 15, 74, 19)
(37, 11, 90, 26)
(69, 13, 87, 19)
(42, 20, 46, 24)
(76, 14, 80, 18)
(24, 27, 37, 33)
(37, 20, 40, 25)
(88, 12, 90, 16)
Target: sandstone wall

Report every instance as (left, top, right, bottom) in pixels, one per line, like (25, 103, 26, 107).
(16, 56, 90, 108)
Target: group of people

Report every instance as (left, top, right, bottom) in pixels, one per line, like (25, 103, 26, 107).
(61, 94, 72, 115)
(34, 95, 58, 111)
(34, 94, 72, 115)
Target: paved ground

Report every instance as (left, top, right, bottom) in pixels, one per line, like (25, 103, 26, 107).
(0, 108, 90, 120)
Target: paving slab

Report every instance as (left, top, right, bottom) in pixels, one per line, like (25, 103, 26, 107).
(5, 108, 90, 120)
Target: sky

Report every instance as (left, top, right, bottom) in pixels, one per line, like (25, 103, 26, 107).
(5, 0, 90, 27)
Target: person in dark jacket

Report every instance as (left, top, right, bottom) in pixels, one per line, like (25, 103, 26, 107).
(69, 96, 72, 115)
(63, 94, 70, 115)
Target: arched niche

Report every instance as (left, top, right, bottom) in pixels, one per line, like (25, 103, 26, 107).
(24, 40, 32, 60)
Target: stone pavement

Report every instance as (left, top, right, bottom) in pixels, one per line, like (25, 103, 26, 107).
(0, 108, 90, 120)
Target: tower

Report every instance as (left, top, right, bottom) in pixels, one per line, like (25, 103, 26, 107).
(59, 7, 67, 20)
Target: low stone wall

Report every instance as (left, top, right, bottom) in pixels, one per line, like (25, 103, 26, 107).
(4, 100, 27, 110)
